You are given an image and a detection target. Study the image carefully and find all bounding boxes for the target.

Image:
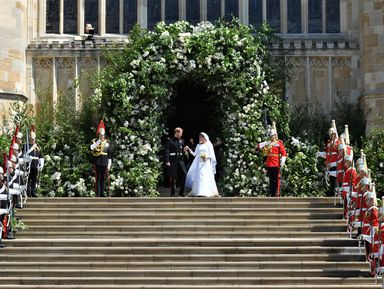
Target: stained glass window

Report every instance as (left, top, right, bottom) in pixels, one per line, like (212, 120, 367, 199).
(308, 0, 322, 33)
(147, 0, 161, 29)
(123, 0, 137, 34)
(106, 0, 120, 33)
(249, 0, 262, 28)
(63, 0, 77, 34)
(46, 0, 60, 34)
(165, 0, 179, 24)
(287, 0, 301, 33)
(207, 0, 221, 23)
(326, 0, 340, 33)
(85, 0, 99, 34)
(267, 0, 280, 32)
(186, 0, 200, 25)
(224, 0, 239, 21)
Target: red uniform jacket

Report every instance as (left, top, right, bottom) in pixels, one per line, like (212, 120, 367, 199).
(337, 145, 352, 182)
(326, 138, 341, 168)
(341, 166, 357, 198)
(259, 140, 287, 168)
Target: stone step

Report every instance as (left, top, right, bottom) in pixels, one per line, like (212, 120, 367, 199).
(25, 197, 338, 203)
(0, 253, 366, 262)
(15, 231, 349, 239)
(4, 238, 359, 247)
(15, 212, 343, 220)
(19, 207, 342, 213)
(0, 285, 379, 289)
(19, 219, 346, 226)
(23, 224, 347, 233)
(0, 269, 371, 278)
(0, 261, 368, 270)
(0, 276, 376, 285)
(1, 246, 362, 254)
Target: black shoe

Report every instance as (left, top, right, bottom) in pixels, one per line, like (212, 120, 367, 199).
(178, 193, 185, 197)
(0, 242, 6, 248)
(15, 204, 22, 209)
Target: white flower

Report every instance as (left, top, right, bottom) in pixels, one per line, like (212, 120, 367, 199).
(51, 172, 61, 181)
(124, 121, 129, 127)
(160, 31, 170, 39)
(51, 143, 57, 150)
(63, 144, 70, 150)
(53, 156, 61, 161)
(140, 85, 145, 91)
(44, 155, 52, 162)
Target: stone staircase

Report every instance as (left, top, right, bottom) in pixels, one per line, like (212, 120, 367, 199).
(0, 197, 381, 289)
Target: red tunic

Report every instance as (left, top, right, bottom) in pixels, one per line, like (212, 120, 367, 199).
(325, 138, 340, 168)
(337, 145, 352, 182)
(262, 140, 287, 168)
(341, 166, 357, 198)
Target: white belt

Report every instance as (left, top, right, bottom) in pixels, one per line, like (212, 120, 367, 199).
(363, 223, 370, 227)
(328, 162, 337, 167)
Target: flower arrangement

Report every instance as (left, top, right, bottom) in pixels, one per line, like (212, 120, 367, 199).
(200, 152, 208, 161)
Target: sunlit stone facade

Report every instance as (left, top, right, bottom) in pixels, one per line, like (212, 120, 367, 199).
(0, 0, 383, 131)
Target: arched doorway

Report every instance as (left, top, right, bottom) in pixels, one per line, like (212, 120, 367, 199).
(166, 78, 221, 143)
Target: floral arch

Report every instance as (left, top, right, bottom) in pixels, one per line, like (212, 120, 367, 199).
(97, 20, 288, 197)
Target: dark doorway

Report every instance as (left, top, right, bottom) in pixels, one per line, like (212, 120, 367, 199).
(166, 78, 221, 143)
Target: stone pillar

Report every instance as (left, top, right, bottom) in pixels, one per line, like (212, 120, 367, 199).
(360, 0, 384, 131)
(0, 0, 29, 108)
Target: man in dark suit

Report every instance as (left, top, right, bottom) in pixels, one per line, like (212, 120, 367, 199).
(164, 127, 187, 197)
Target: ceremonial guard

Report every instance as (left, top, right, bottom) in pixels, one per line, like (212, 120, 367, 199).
(322, 120, 341, 197)
(164, 127, 187, 197)
(0, 166, 9, 248)
(258, 122, 287, 197)
(340, 151, 356, 219)
(90, 120, 112, 197)
(24, 125, 44, 198)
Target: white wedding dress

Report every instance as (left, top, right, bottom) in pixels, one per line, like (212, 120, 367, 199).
(185, 134, 219, 197)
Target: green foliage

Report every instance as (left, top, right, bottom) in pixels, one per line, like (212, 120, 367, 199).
(290, 94, 365, 148)
(36, 90, 97, 197)
(97, 20, 292, 197)
(283, 137, 326, 197)
(11, 215, 28, 232)
(363, 128, 384, 195)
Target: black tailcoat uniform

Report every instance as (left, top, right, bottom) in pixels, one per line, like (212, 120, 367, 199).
(164, 137, 187, 196)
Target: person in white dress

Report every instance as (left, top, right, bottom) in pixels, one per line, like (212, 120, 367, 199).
(185, 133, 219, 197)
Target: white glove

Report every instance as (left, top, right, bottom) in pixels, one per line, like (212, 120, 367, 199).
(108, 159, 112, 171)
(316, 151, 326, 159)
(18, 158, 24, 165)
(90, 139, 102, 150)
(280, 156, 286, 168)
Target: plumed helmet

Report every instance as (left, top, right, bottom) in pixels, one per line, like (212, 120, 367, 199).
(344, 154, 353, 163)
(344, 125, 350, 145)
(96, 120, 106, 137)
(269, 122, 277, 137)
(329, 120, 338, 137)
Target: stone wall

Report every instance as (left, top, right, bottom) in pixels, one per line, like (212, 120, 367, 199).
(0, 0, 29, 99)
(360, 0, 384, 131)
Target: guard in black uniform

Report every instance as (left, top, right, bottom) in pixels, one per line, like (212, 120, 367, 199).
(164, 127, 187, 197)
(90, 120, 112, 197)
(24, 125, 44, 198)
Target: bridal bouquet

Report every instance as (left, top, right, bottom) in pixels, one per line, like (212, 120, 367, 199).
(200, 152, 208, 161)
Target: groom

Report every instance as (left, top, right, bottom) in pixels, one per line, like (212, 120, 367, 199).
(164, 127, 187, 197)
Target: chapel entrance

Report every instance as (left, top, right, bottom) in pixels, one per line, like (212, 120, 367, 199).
(166, 78, 221, 144)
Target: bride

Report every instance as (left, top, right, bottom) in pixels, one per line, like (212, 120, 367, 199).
(185, 132, 219, 197)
